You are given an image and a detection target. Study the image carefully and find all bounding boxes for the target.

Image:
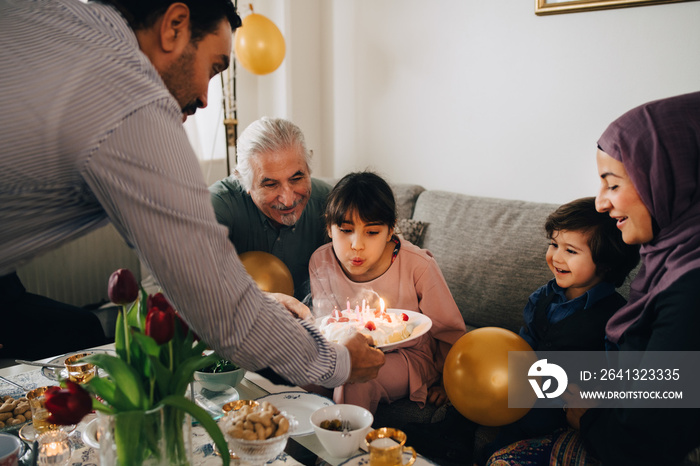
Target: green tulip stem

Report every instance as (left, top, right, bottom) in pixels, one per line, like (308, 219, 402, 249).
(149, 377, 155, 406)
(168, 341, 174, 372)
(122, 305, 131, 364)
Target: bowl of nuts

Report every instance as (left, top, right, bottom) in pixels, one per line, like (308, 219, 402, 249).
(0, 395, 32, 432)
(218, 400, 294, 463)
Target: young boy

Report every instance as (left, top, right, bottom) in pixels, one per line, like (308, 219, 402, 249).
(520, 196, 640, 351)
(479, 196, 640, 463)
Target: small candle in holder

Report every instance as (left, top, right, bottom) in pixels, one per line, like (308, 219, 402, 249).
(37, 430, 71, 465)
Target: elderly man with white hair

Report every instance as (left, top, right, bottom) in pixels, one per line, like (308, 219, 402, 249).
(210, 117, 332, 304)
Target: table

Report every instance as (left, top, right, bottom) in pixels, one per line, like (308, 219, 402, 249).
(0, 346, 359, 466)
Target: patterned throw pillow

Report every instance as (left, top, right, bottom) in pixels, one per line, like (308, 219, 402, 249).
(396, 219, 428, 247)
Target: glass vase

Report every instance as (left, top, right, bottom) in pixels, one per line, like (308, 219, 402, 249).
(97, 405, 192, 466)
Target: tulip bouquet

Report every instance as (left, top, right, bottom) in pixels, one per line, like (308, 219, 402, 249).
(45, 269, 230, 466)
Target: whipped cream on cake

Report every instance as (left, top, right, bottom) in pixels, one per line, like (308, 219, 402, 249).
(318, 300, 413, 346)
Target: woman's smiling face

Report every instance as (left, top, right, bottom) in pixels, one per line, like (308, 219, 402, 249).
(595, 150, 654, 245)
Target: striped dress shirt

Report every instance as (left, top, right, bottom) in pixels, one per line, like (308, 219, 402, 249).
(0, 0, 348, 387)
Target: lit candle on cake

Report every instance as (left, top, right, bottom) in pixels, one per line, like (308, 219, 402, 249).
(379, 298, 386, 316)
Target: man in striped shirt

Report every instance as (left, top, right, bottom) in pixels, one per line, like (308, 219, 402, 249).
(0, 0, 384, 387)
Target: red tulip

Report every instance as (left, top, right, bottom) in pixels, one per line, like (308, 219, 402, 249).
(146, 293, 176, 345)
(108, 268, 139, 305)
(44, 381, 93, 425)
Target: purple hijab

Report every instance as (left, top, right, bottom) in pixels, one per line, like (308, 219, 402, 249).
(598, 91, 700, 343)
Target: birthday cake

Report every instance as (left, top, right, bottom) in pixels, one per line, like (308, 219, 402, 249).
(318, 302, 413, 346)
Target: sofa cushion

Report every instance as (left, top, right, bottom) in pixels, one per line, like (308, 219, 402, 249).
(392, 184, 426, 220)
(413, 191, 558, 332)
(396, 218, 428, 247)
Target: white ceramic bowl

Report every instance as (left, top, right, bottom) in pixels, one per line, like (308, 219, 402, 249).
(194, 367, 246, 392)
(310, 404, 374, 458)
(0, 432, 22, 466)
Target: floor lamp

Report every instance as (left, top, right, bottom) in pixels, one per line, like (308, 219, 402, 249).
(221, 61, 238, 177)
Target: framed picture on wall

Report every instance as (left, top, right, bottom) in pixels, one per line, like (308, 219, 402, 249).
(536, 0, 699, 15)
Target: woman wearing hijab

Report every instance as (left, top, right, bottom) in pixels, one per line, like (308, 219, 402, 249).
(486, 92, 700, 465)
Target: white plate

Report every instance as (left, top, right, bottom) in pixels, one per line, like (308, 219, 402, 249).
(82, 418, 99, 449)
(255, 392, 334, 437)
(339, 452, 439, 465)
(376, 309, 432, 352)
(41, 350, 116, 380)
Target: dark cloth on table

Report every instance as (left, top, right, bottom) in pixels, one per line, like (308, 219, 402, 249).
(0, 273, 106, 361)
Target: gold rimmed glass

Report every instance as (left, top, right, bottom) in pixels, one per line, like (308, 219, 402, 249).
(26, 386, 75, 436)
(63, 353, 96, 384)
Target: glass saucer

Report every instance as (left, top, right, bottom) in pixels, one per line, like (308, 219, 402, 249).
(192, 382, 240, 421)
(19, 422, 76, 442)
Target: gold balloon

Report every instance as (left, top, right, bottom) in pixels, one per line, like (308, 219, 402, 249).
(234, 13, 286, 75)
(443, 327, 539, 426)
(239, 251, 294, 296)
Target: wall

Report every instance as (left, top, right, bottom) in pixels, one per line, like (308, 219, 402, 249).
(194, 0, 700, 204)
(319, 0, 700, 203)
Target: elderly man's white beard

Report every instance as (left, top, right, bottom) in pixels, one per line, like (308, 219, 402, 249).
(271, 198, 304, 226)
(277, 212, 299, 226)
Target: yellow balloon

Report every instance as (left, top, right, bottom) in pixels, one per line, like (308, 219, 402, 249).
(234, 13, 286, 75)
(239, 251, 294, 296)
(443, 327, 539, 426)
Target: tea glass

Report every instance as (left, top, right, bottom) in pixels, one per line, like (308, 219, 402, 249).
(26, 387, 74, 436)
(365, 428, 416, 466)
(64, 353, 96, 384)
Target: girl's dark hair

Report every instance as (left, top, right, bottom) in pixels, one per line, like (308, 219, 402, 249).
(324, 171, 397, 230)
(545, 197, 640, 287)
(93, 0, 241, 43)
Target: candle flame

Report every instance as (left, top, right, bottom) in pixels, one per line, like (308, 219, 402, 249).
(379, 298, 385, 314)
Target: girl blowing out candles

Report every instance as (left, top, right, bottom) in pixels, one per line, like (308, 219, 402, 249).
(309, 171, 466, 415)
